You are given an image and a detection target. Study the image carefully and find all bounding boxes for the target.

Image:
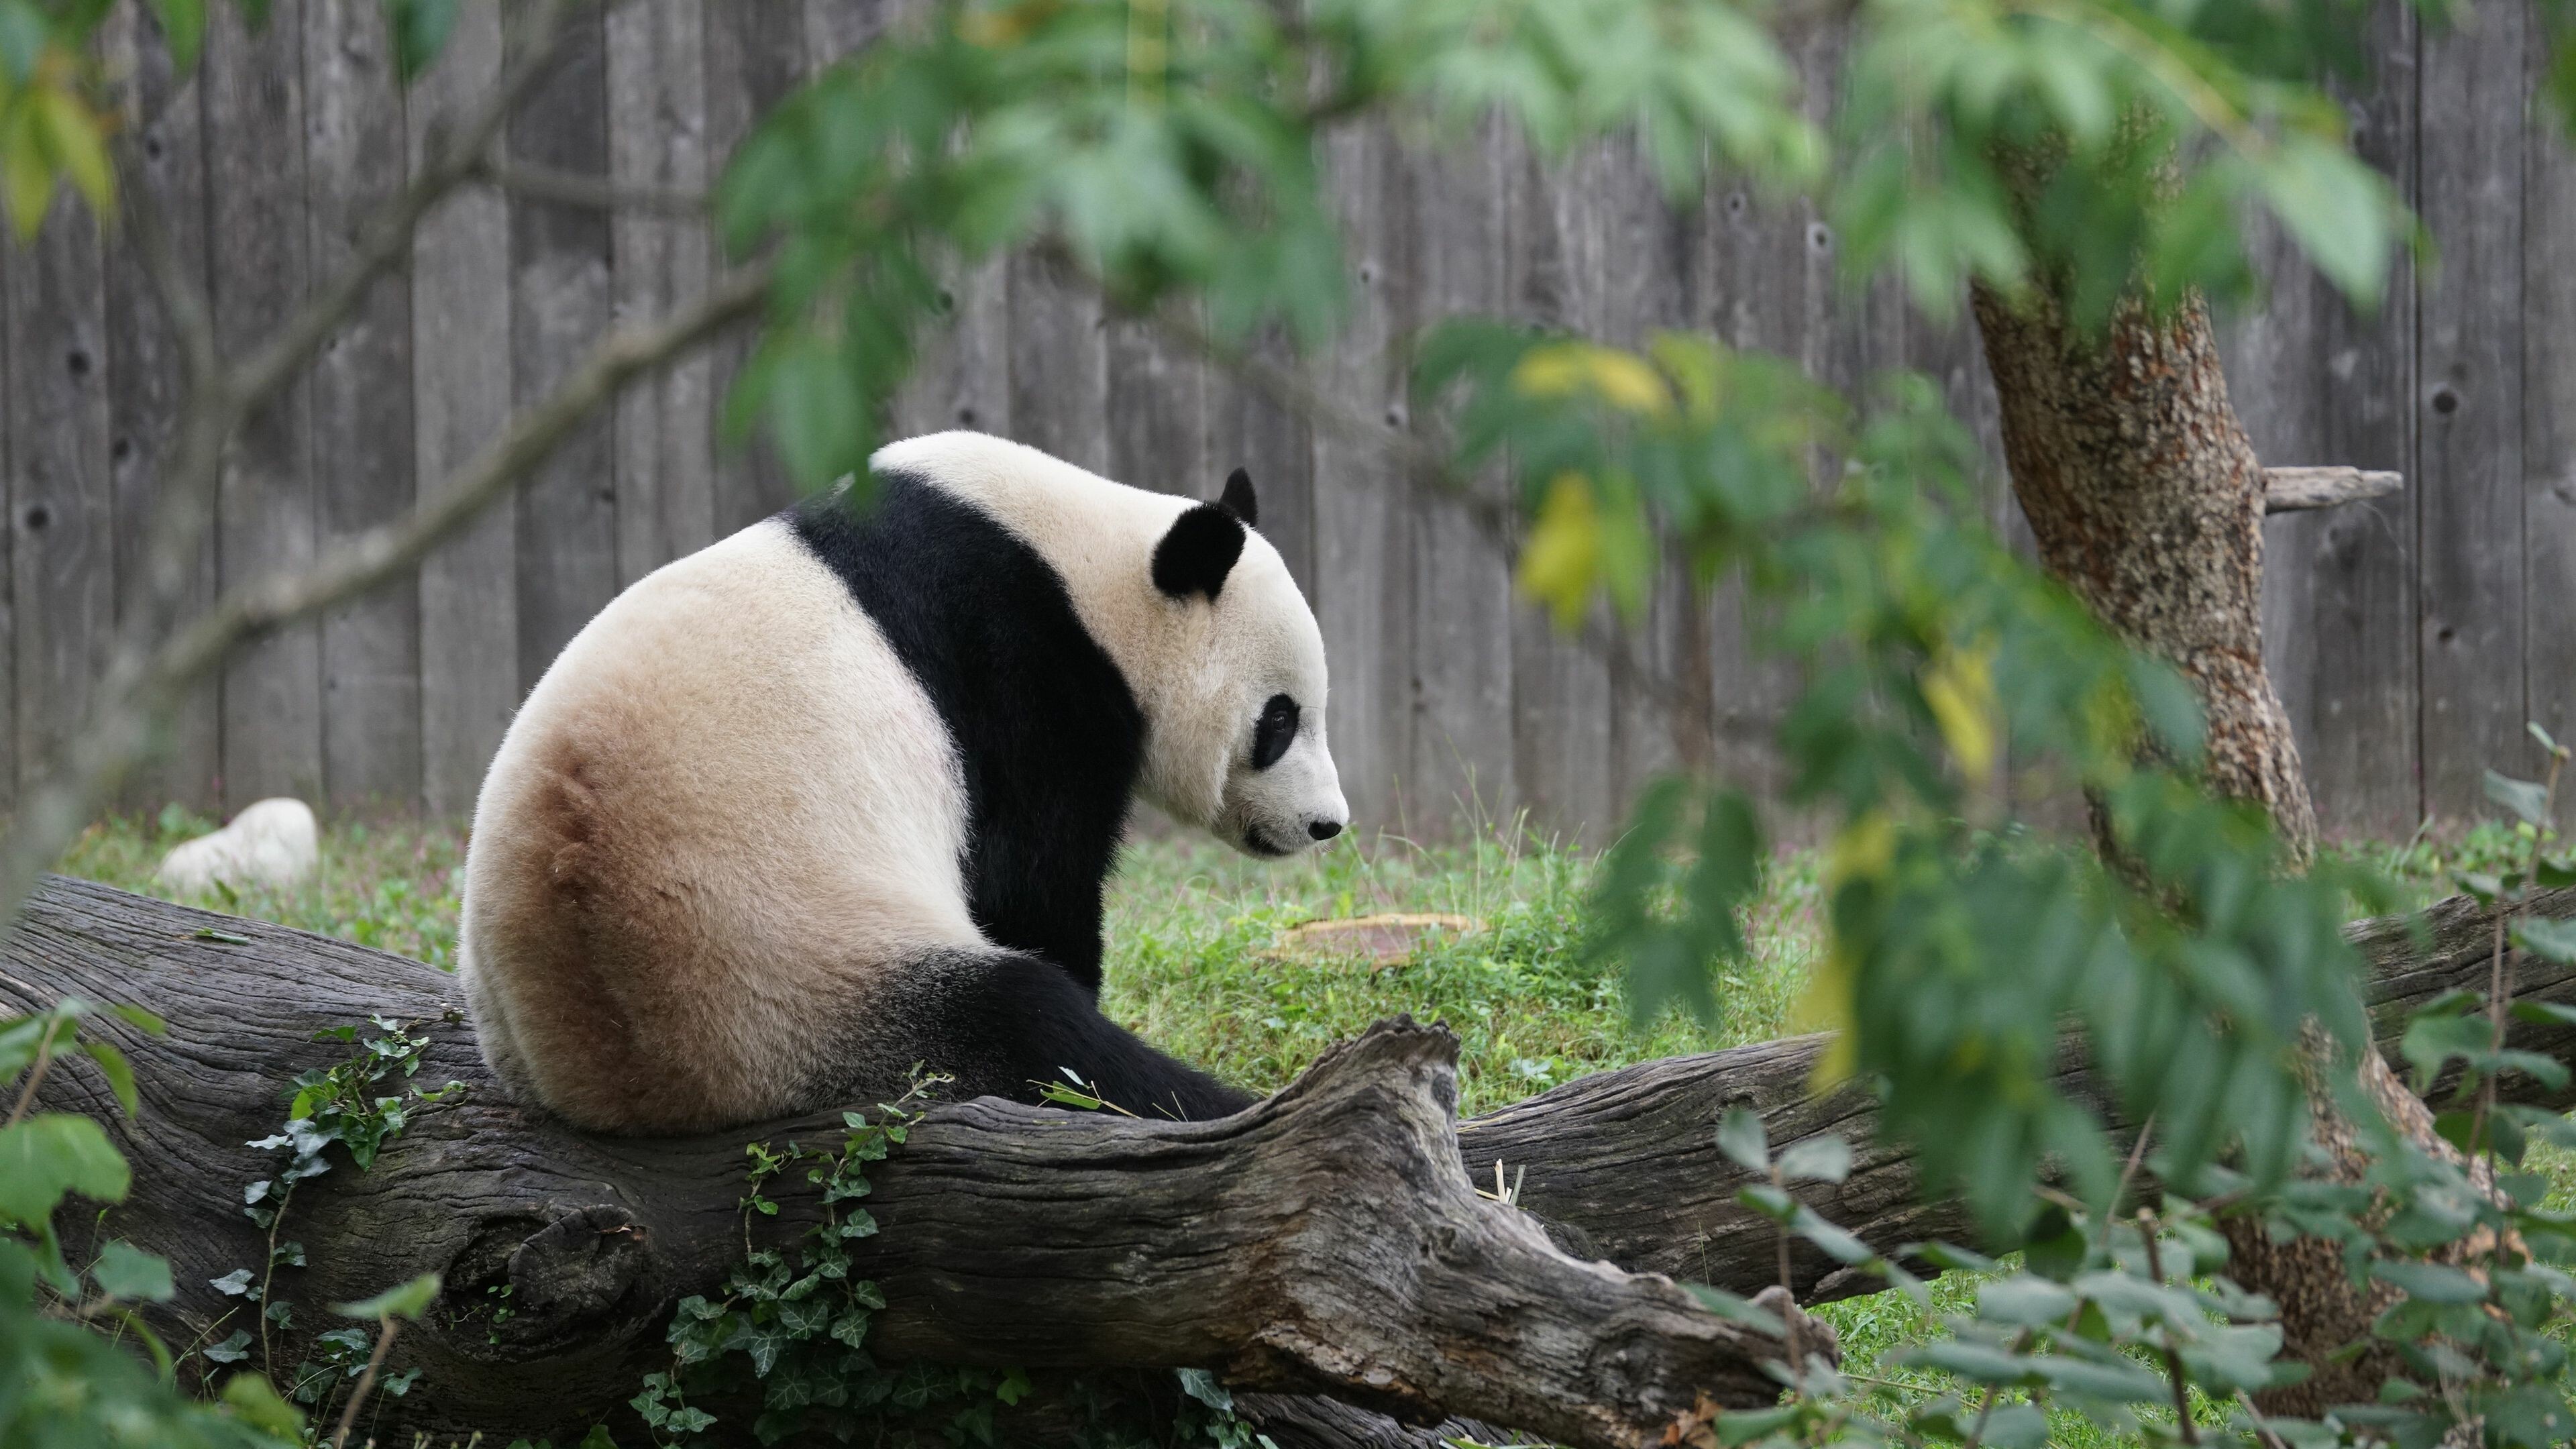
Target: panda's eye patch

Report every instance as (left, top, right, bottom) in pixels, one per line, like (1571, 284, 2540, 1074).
(1251, 694, 1299, 770)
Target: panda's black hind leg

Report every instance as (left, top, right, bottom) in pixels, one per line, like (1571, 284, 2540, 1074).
(838, 948, 1254, 1122)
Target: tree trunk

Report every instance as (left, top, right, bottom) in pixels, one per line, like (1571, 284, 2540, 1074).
(1972, 283, 2318, 857)
(1972, 277, 2447, 1413)
(11, 876, 2567, 1444)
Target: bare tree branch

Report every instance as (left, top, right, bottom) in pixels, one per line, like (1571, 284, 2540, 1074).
(0, 258, 771, 941)
(230, 0, 575, 407)
(0, 0, 647, 943)
(476, 154, 708, 215)
(158, 260, 772, 682)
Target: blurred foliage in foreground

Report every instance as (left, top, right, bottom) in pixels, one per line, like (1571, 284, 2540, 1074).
(17, 0, 2576, 1440)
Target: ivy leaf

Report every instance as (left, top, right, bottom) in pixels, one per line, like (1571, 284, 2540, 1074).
(209, 1268, 254, 1297)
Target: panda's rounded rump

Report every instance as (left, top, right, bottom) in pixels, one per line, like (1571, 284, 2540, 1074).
(461, 519, 981, 1132)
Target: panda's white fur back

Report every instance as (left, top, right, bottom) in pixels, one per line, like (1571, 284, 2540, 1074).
(460, 518, 982, 1131)
(460, 431, 1344, 1133)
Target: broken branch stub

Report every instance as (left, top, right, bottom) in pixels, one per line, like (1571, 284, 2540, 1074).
(2262, 466, 2404, 514)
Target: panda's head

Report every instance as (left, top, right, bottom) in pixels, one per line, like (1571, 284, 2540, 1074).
(1140, 469, 1349, 857)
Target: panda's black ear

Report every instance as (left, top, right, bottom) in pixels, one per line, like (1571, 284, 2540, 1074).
(1217, 467, 1258, 528)
(1152, 502, 1246, 602)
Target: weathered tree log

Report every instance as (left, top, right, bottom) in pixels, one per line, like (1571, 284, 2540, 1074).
(2262, 466, 2404, 514)
(8, 876, 2570, 1443)
(7, 876, 1815, 1449)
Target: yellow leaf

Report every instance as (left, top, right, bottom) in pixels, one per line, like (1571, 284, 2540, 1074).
(1509, 343, 1589, 400)
(34, 80, 112, 221)
(1515, 472, 1601, 633)
(1509, 341, 1672, 417)
(1921, 642, 1998, 783)
(1826, 809, 1896, 886)
(1581, 347, 1672, 417)
(1791, 943, 1856, 1089)
(961, 0, 1057, 48)
(1648, 331, 1723, 419)
(0, 101, 52, 239)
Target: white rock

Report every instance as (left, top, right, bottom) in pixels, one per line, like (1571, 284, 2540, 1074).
(156, 798, 320, 896)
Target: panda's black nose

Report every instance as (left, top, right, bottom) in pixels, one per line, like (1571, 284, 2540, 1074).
(1308, 820, 1342, 841)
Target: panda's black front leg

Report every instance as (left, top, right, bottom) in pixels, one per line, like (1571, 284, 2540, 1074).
(893, 947, 1254, 1121)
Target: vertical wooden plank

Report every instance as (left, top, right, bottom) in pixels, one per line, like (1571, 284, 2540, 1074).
(207, 0, 323, 808)
(511, 5, 619, 692)
(1593, 138, 1693, 805)
(2526, 17, 2576, 802)
(1, 189, 110, 808)
(413, 0, 517, 817)
(608, 0, 716, 580)
(891, 254, 1011, 441)
(102, 1, 221, 814)
(2416, 5, 2525, 826)
(1006, 254, 1111, 474)
(1206, 327, 1314, 594)
(1106, 312, 1209, 496)
(1506, 135, 1615, 841)
(1309, 123, 1409, 835)
(1403, 121, 1517, 833)
(2222, 13, 2420, 844)
(2295, 9, 2420, 839)
(1695, 162, 1813, 808)
(704, 0, 807, 533)
(307, 0, 422, 810)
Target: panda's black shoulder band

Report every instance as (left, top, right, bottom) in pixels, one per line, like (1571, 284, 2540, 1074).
(1152, 502, 1246, 602)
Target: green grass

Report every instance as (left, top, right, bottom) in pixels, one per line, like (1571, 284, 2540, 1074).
(49, 808, 2573, 1446)
(62, 806, 469, 969)
(1099, 823, 1821, 1113)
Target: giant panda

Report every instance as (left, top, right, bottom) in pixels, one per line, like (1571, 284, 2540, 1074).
(457, 431, 1347, 1134)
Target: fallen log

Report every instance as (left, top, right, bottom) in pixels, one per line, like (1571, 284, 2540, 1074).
(6, 877, 2569, 1444)
(1472, 884, 2576, 1299)
(6, 877, 1811, 1449)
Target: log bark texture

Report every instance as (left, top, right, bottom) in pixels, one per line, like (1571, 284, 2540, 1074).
(9, 876, 2569, 1444)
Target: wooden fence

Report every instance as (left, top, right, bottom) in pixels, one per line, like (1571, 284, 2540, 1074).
(0, 1, 2562, 843)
